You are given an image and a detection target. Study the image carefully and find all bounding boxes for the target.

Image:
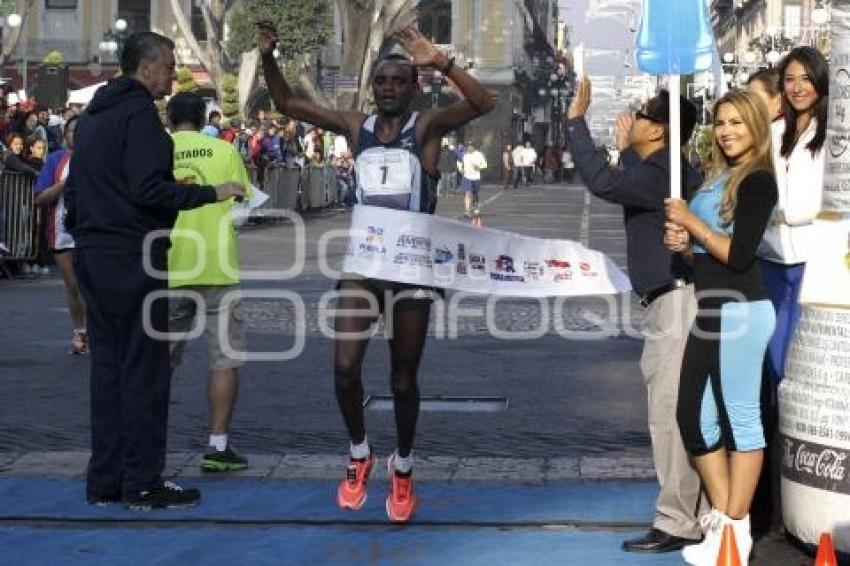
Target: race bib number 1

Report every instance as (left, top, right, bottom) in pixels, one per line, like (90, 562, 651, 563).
(357, 148, 414, 197)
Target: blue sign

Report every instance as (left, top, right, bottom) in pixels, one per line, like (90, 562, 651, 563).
(635, 0, 715, 75)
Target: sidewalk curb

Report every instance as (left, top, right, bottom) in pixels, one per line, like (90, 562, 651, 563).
(0, 451, 657, 483)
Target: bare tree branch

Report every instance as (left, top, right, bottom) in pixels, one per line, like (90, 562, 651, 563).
(355, 0, 418, 111)
(199, 0, 229, 94)
(0, 0, 35, 70)
(169, 0, 213, 71)
(237, 48, 260, 115)
(295, 54, 333, 108)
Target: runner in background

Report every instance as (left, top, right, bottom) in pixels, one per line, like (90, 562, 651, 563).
(33, 115, 87, 354)
(460, 140, 487, 217)
(258, 22, 495, 523)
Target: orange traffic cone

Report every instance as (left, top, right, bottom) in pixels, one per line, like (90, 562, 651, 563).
(814, 532, 837, 566)
(716, 524, 742, 566)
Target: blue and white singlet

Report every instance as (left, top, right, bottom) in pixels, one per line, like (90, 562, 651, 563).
(354, 112, 439, 213)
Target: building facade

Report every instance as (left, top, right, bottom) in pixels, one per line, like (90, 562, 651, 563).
(2, 0, 571, 180)
(712, 0, 831, 77)
(1, 0, 206, 92)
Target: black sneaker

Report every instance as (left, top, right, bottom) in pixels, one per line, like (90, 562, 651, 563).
(86, 491, 121, 506)
(123, 481, 201, 511)
(201, 445, 249, 472)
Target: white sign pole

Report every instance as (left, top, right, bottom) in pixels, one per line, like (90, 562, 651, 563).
(669, 76, 682, 199)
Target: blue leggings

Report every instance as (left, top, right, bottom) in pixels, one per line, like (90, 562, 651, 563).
(678, 300, 776, 454)
(760, 260, 805, 384)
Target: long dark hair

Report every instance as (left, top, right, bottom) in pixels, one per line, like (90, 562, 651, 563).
(778, 46, 829, 158)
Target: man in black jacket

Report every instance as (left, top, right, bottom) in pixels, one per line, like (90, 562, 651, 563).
(566, 77, 707, 553)
(65, 31, 244, 511)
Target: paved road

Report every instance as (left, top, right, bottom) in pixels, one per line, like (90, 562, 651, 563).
(0, 181, 816, 565)
(1, 182, 650, 458)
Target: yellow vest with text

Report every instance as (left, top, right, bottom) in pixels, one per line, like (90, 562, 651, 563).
(168, 130, 251, 287)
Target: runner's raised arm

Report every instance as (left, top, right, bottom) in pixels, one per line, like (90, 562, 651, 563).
(257, 22, 362, 139)
(391, 27, 496, 138)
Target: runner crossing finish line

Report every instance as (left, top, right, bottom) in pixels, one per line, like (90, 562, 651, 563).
(256, 18, 619, 525)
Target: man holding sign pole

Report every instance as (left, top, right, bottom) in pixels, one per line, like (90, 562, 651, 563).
(566, 76, 707, 553)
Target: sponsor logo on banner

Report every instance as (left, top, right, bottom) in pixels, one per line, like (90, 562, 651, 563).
(393, 252, 433, 267)
(358, 225, 387, 256)
(456, 244, 468, 275)
(491, 255, 525, 282)
(523, 261, 545, 281)
(546, 259, 572, 282)
(469, 253, 486, 274)
(495, 255, 516, 273)
(394, 233, 432, 266)
(434, 246, 454, 264)
(397, 234, 432, 251)
(579, 261, 598, 277)
(780, 434, 850, 495)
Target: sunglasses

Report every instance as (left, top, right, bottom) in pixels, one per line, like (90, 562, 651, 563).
(635, 110, 664, 123)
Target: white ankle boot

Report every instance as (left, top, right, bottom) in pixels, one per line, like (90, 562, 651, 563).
(682, 508, 732, 565)
(730, 514, 752, 564)
(682, 510, 753, 565)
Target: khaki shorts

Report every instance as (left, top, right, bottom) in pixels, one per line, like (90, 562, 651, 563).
(169, 285, 246, 370)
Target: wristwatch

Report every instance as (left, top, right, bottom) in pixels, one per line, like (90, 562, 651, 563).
(439, 57, 455, 74)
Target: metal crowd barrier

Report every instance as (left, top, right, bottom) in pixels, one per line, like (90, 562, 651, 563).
(0, 170, 40, 261)
(261, 165, 301, 212)
(250, 163, 341, 217)
(302, 164, 339, 210)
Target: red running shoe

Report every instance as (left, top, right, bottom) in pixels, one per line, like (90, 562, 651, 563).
(385, 454, 417, 523)
(337, 451, 375, 511)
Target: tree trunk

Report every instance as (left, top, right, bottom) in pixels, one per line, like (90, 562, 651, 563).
(169, 0, 233, 99)
(0, 0, 36, 72)
(336, 0, 418, 111)
(336, 0, 375, 110)
(200, 0, 232, 99)
(237, 48, 260, 116)
(294, 54, 333, 108)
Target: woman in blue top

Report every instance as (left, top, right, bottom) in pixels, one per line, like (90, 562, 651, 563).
(664, 90, 777, 566)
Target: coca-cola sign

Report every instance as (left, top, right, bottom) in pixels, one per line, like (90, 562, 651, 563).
(781, 434, 850, 494)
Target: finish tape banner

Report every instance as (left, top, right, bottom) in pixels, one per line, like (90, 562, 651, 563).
(341, 205, 632, 297)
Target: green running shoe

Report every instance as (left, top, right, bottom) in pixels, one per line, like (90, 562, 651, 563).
(201, 445, 249, 472)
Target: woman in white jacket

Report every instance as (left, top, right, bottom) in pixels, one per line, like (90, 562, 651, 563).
(758, 46, 829, 384)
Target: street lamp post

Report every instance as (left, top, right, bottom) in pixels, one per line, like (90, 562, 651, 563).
(533, 56, 573, 146)
(6, 13, 28, 97)
(99, 18, 129, 63)
(812, 1, 830, 27)
(421, 69, 443, 108)
(749, 28, 795, 67)
(721, 51, 757, 87)
(811, 1, 831, 53)
(686, 82, 711, 125)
